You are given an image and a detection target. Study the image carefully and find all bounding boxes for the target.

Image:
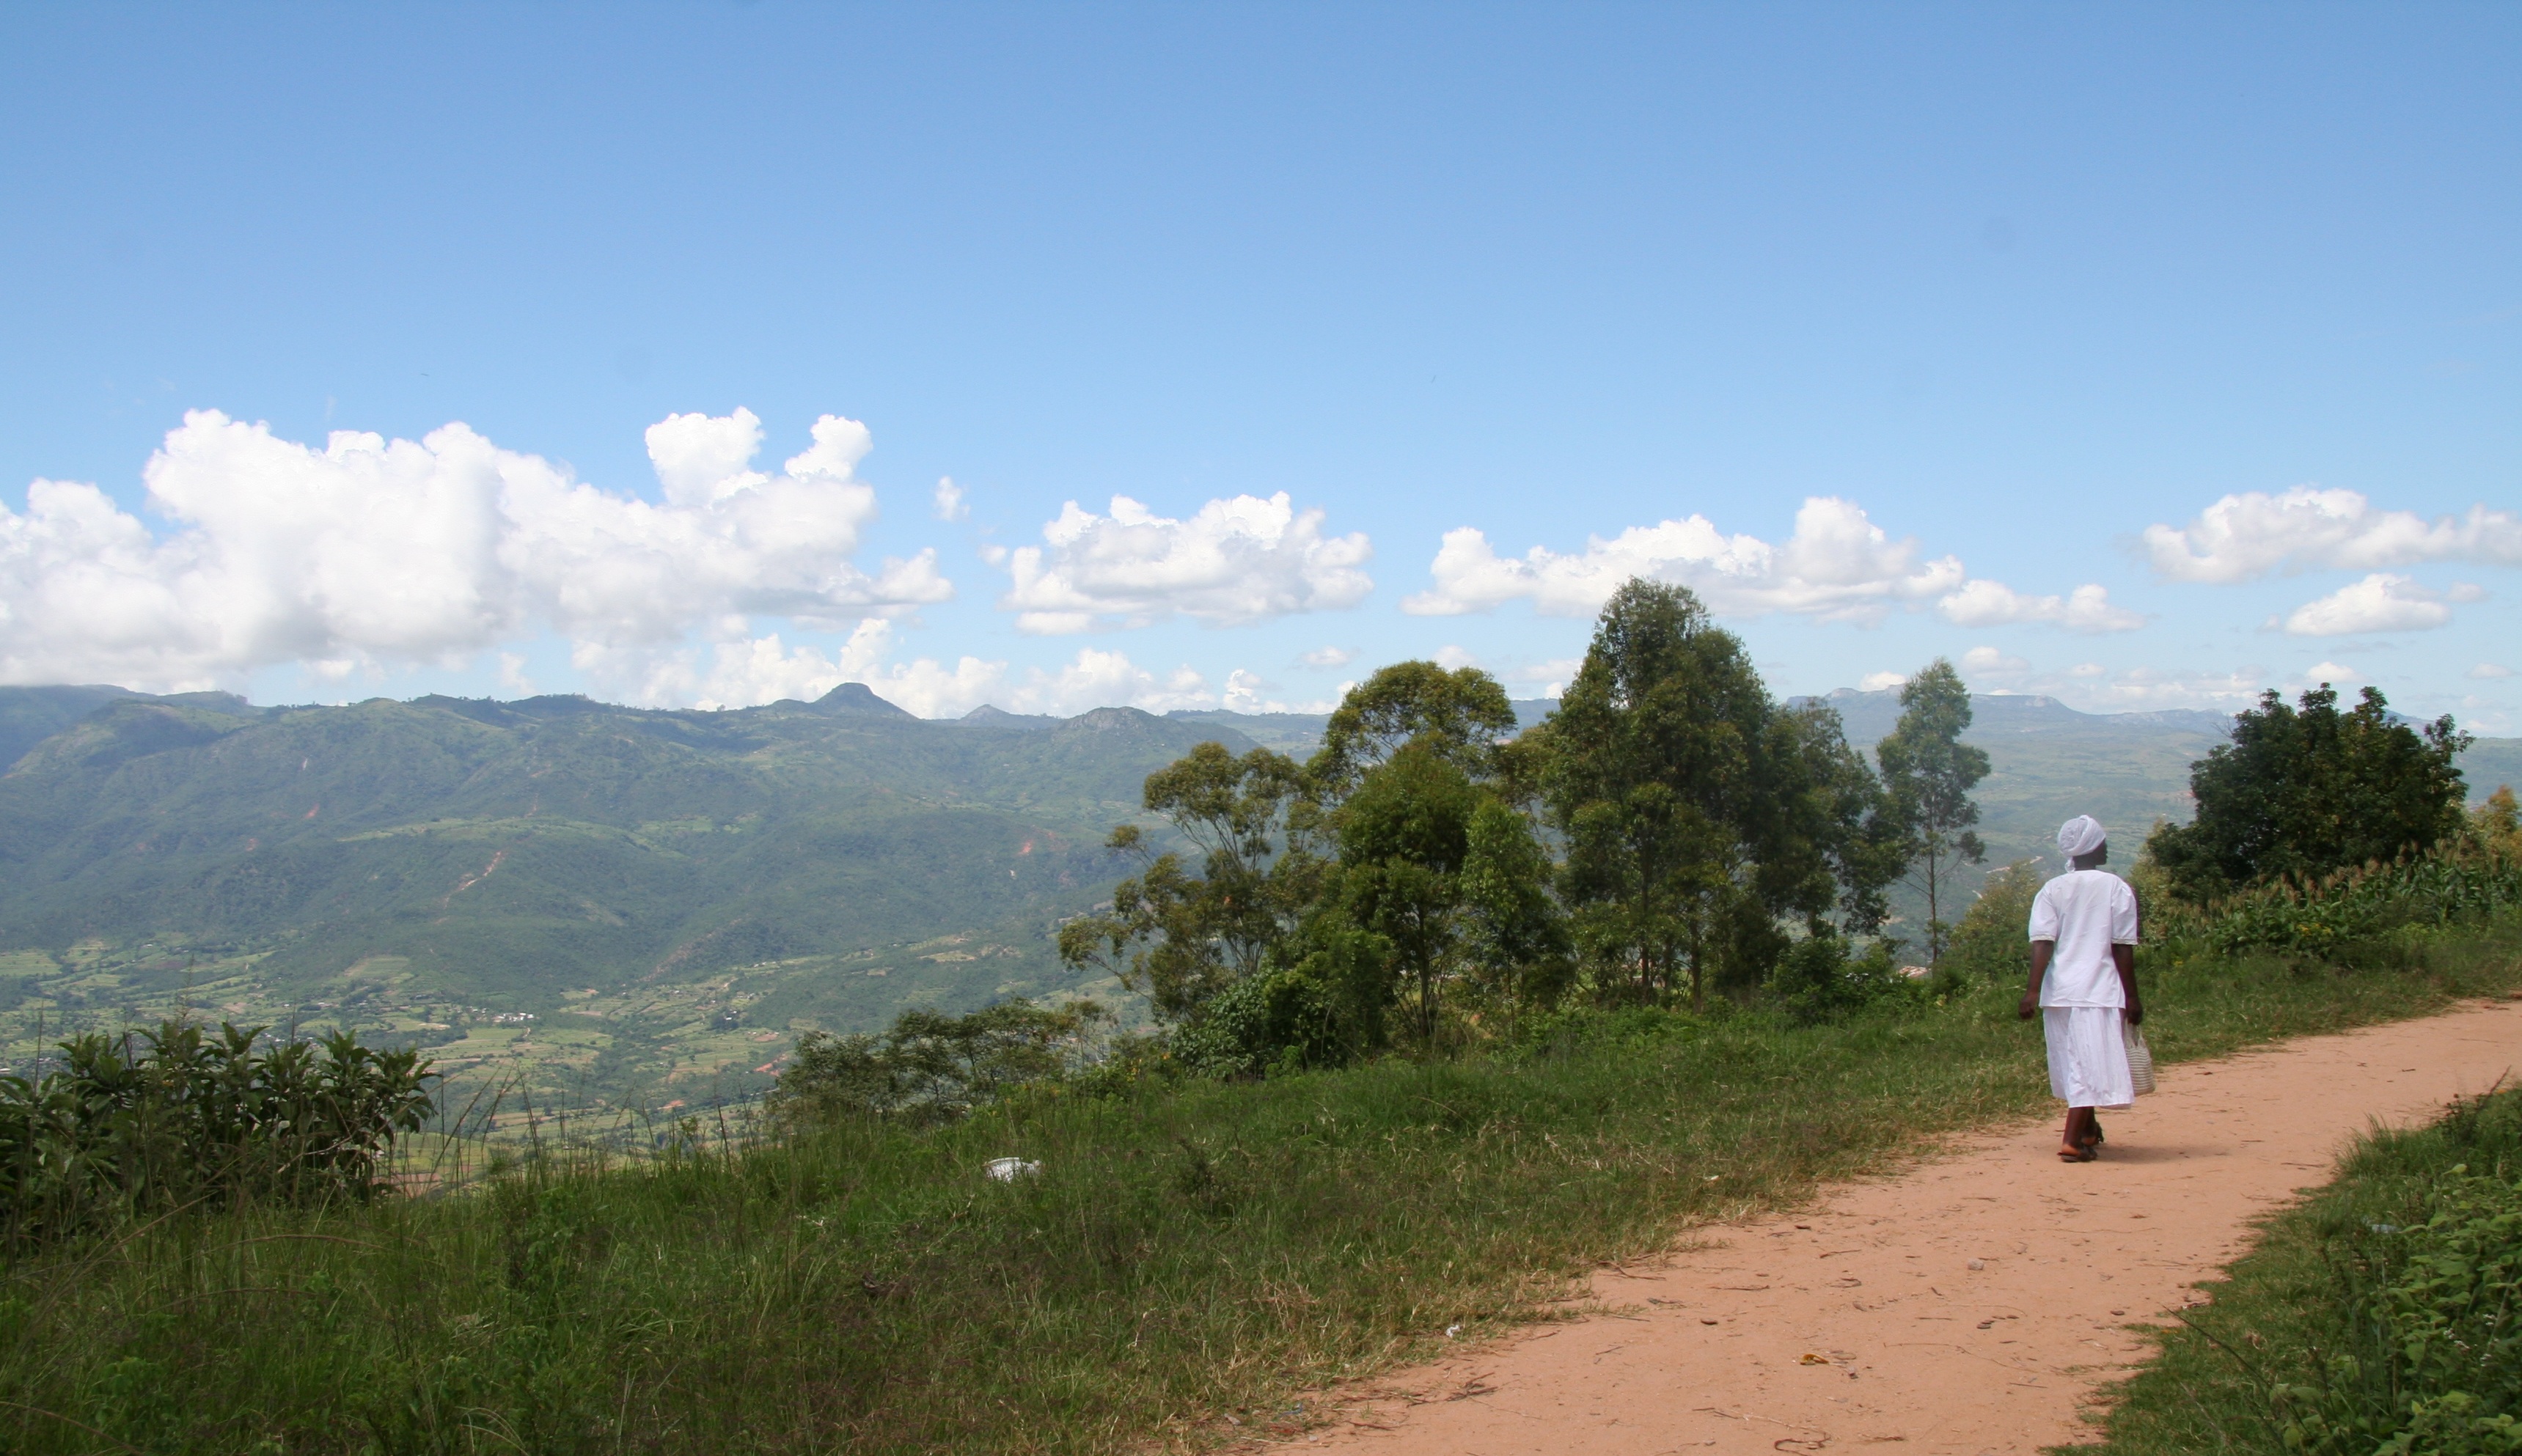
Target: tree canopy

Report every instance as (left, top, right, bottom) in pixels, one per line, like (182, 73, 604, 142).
(1063, 577, 1910, 1059)
(1531, 579, 1897, 1009)
(2147, 683, 2471, 902)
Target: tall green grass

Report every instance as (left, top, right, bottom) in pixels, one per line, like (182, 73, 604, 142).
(4, 922, 2519, 1455)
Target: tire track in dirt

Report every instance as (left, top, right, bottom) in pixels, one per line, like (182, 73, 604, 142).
(1300, 999, 2522, 1455)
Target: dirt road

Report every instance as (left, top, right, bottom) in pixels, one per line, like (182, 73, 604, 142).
(1308, 999, 2522, 1455)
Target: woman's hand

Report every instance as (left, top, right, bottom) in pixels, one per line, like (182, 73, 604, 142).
(2126, 1001, 2144, 1027)
(2017, 990, 2039, 1021)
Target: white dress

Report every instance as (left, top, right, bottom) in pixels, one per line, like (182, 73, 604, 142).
(2029, 869, 2141, 1109)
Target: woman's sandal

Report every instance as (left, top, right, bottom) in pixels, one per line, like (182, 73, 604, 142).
(2058, 1146, 2097, 1163)
(2082, 1117, 2105, 1148)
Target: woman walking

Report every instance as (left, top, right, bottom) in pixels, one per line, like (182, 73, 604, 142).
(2017, 815, 2144, 1161)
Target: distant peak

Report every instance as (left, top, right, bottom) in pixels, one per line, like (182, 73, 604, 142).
(1061, 705, 1155, 730)
(956, 704, 1059, 729)
(807, 683, 914, 718)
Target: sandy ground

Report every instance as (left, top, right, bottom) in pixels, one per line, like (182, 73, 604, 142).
(1300, 998, 2522, 1455)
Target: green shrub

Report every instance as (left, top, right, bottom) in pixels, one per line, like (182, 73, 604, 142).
(0, 1021, 434, 1249)
(1165, 967, 1347, 1078)
(767, 999, 1109, 1125)
(2207, 848, 2522, 958)
(1941, 858, 2045, 983)
(1765, 933, 1918, 1024)
(2262, 1092, 2522, 1454)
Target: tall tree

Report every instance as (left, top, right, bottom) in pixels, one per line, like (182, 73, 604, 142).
(1056, 743, 1323, 1021)
(2148, 683, 2470, 901)
(1335, 740, 1481, 1043)
(1308, 659, 1518, 795)
(1874, 658, 1989, 966)
(1311, 660, 1530, 1044)
(1775, 700, 1910, 937)
(1536, 578, 1866, 1010)
(1458, 797, 1575, 1021)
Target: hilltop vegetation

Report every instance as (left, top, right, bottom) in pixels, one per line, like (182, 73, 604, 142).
(5, 857, 2517, 1454)
(3, 582, 2519, 1453)
(1, 645, 2512, 1125)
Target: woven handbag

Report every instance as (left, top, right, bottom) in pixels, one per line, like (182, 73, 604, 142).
(2124, 1019, 2156, 1096)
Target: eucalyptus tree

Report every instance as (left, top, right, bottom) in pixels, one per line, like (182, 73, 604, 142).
(1874, 658, 1988, 966)
(1536, 578, 1874, 1010)
(1055, 741, 1324, 1023)
(1311, 659, 1563, 1042)
(1307, 659, 1519, 795)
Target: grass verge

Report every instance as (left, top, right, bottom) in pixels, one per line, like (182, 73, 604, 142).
(2075, 1033, 2522, 1454)
(6, 921, 2521, 1455)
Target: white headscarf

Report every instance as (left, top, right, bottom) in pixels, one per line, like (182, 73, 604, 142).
(2056, 815, 2107, 859)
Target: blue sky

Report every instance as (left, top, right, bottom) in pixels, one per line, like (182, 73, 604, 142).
(3, 4, 2516, 727)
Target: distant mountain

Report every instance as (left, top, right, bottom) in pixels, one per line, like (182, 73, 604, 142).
(1163, 699, 1558, 759)
(1, 684, 147, 769)
(1, 679, 2510, 1111)
(0, 684, 1253, 1111)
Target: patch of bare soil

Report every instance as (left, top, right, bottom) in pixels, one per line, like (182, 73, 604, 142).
(1300, 999, 2522, 1455)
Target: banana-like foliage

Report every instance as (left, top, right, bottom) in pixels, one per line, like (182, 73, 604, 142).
(0, 1021, 435, 1248)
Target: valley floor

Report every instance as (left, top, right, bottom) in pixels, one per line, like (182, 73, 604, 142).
(1297, 999, 2522, 1455)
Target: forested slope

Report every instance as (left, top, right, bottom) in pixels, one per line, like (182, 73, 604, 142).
(0, 685, 1250, 1113)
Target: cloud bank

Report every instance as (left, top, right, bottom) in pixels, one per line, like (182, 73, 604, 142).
(991, 491, 1372, 634)
(0, 408, 948, 691)
(2144, 486, 2522, 583)
(1404, 496, 2139, 633)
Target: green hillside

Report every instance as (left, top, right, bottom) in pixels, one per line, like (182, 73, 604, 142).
(3, 680, 2510, 1122)
(0, 685, 1252, 1120)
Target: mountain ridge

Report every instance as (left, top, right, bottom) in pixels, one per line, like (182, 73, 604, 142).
(2, 680, 2511, 1117)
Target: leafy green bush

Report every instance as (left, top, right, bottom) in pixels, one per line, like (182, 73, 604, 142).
(1166, 968, 1344, 1078)
(2147, 683, 2471, 902)
(1940, 858, 2045, 983)
(2207, 848, 2522, 957)
(1765, 933, 1918, 1024)
(0, 1021, 434, 1248)
(766, 999, 1108, 1125)
(2262, 1092, 2522, 1454)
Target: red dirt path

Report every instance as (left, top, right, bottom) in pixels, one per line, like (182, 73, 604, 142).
(1297, 999, 2522, 1455)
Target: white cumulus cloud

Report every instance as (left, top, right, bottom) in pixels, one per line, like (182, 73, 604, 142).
(1960, 646, 2032, 678)
(2471, 663, 2515, 680)
(1299, 645, 1357, 669)
(2142, 486, 2522, 584)
(1220, 668, 1341, 716)
(933, 477, 968, 523)
(994, 492, 1371, 634)
(1404, 497, 1965, 625)
(0, 408, 950, 691)
(2281, 573, 2455, 636)
(1937, 579, 2147, 633)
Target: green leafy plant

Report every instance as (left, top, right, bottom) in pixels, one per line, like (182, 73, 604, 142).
(0, 1021, 434, 1248)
